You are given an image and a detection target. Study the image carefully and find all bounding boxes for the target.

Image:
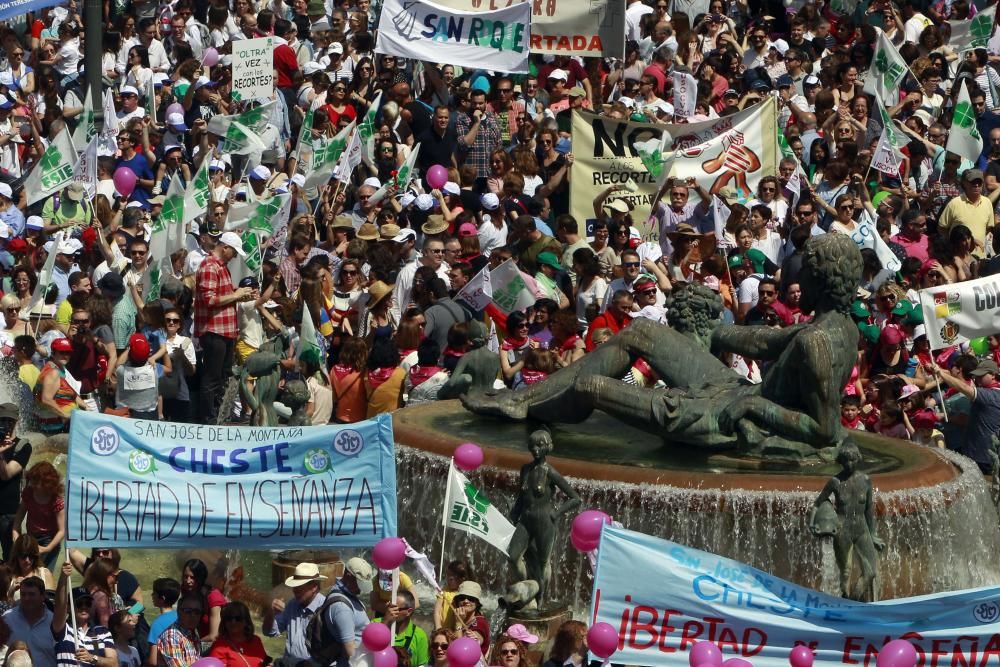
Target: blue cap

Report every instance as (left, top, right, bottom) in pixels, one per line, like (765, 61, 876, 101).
(776, 74, 794, 88)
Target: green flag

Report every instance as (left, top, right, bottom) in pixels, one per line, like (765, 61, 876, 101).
(302, 120, 355, 190)
(634, 134, 673, 187)
(247, 193, 292, 233)
(292, 109, 316, 171)
(864, 31, 908, 101)
(24, 129, 76, 206)
(183, 158, 212, 226)
(946, 81, 983, 163)
(358, 91, 382, 163)
(242, 231, 263, 273)
(949, 4, 996, 51)
(71, 86, 96, 151)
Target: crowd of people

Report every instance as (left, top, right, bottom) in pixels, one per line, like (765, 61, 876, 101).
(0, 0, 989, 661)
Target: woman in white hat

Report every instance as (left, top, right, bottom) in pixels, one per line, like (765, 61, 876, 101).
(450, 581, 490, 657)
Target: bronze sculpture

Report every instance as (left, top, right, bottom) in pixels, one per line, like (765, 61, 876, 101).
(439, 321, 501, 400)
(239, 351, 282, 427)
(508, 428, 581, 607)
(809, 442, 884, 601)
(463, 234, 864, 458)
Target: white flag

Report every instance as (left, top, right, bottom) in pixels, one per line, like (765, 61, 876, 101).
(22, 231, 63, 319)
(948, 4, 996, 52)
(489, 258, 536, 314)
(71, 136, 98, 199)
(99, 90, 119, 157)
(634, 134, 675, 188)
(853, 210, 902, 273)
(297, 302, 321, 360)
(671, 71, 698, 118)
(71, 86, 96, 151)
(864, 31, 908, 101)
(335, 130, 364, 184)
(369, 142, 422, 204)
(24, 129, 76, 206)
(712, 195, 732, 245)
(946, 80, 984, 164)
(444, 463, 516, 554)
(870, 92, 907, 176)
(303, 121, 355, 190)
(455, 265, 493, 311)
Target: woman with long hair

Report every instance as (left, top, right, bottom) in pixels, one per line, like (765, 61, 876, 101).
(333, 258, 365, 335)
(2, 44, 33, 104)
(348, 56, 377, 110)
(160, 307, 196, 422)
(331, 336, 369, 424)
(358, 280, 396, 341)
(325, 79, 358, 126)
(395, 316, 424, 371)
(124, 45, 152, 93)
(427, 628, 456, 667)
(365, 337, 405, 417)
(11, 267, 35, 310)
(82, 558, 121, 627)
(13, 462, 64, 571)
(572, 247, 606, 329)
(542, 621, 587, 667)
(500, 311, 532, 384)
(208, 602, 269, 667)
(180, 557, 227, 642)
(494, 634, 533, 667)
(8, 535, 52, 592)
(488, 150, 513, 195)
(549, 310, 585, 368)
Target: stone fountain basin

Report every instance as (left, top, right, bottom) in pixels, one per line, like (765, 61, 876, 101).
(394, 401, 1000, 602)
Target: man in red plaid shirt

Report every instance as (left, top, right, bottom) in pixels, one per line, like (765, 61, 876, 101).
(195, 231, 257, 423)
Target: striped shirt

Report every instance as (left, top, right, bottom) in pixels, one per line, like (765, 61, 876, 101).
(112, 295, 138, 351)
(155, 624, 201, 667)
(55, 624, 114, 667)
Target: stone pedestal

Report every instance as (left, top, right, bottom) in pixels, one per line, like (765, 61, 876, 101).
(507, 606, 573, 665)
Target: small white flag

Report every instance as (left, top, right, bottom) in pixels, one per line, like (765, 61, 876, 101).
(946, 80, 984, 164)
(671, 70, 698, 118)
(444, 463, 516, 554)
(71, 136, 99, 199)
(455, 265, 493, 311)
(335, 130, 364, 184)
(712, 195, 732, 246)
(99, 89, 119, 156)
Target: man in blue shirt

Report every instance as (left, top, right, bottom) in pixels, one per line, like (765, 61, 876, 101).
(264, 562, 328, 665)
(326, 557, 373, 667)
(0, 183, 24, 238)
(937, 358, 1000, 475)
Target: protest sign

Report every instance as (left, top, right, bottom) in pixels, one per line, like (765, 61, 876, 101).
(24, 129, 75, 206)
(571, 100, 777, 244)
(671, 71, 698, 118)
(431, 0, 623, 57)
(919, 276, 1000, 349)
(851, 212, 901, 273)
(376, 0, 531, 73)
(231, 37, 274, 102)
(592, 525, 1000, 667)
(66, 410, 398, 549)
(0, 0, 62, 21)
(455, 265, 493, 311)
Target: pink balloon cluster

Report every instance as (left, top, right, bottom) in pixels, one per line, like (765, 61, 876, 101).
(454, 443, 483, 471)
(113, 167, 137, 198)
(877, 640, 917, 667)
(688, 640, 723, 667)
(570, 510, 611, 552)
(202, 47, 220, 68)
(372, 537, 406, 570)
(446, 637, 482, 667)
(586, 622, 618, 659)
(426, 164, 448, 190)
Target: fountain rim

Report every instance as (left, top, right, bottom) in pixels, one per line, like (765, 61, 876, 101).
(392, 400, 970, 494)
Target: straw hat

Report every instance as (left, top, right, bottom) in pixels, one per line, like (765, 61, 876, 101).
(454, 580, 482, 602)
(356, 222, 379, 241)
(367, 281, 394, 310)
(422, 214, 448, 236)
(331, 215, 355, 230)
(379, 223, 401, 240)
(283, 562, 329, 587)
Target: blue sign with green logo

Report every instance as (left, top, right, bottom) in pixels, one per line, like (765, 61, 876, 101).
(66, 411, 397, 548)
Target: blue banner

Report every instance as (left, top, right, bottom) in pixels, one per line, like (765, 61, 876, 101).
(0, 0, 62, 21)
(592, 525, 1000, 667)
(66, 411, 397, 549)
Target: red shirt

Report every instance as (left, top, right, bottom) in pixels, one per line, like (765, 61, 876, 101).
(585, 309, 632, 351)
(22, 487, 63, 538)
(195, 254, 238, 338)
(273, 43, 299, 89)
(208, 634, 268, 667)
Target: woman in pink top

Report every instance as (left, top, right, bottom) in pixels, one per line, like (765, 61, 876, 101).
(12, 462, 64, 571)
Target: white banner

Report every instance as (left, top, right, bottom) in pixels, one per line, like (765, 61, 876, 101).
(376, 0, 531, 73)
(336, 130, 364, 184)
(671, 71, 698, 118)
(231, 37, 274, 102)
(920, 276, 1000, 349)
(431, 0, 623, 58)
(948, 4, 996, 53)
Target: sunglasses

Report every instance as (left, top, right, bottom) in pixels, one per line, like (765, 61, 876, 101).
(432, 643, 449, 650)
(638, 289, 657, 296)
(500, 650, 518, 656)
(342, 270, 357, 276)
(165, 317, 182, 324)
(839, 205, 854, 211)
(622, 261, 640, 267)
(72, 318, 89, 325)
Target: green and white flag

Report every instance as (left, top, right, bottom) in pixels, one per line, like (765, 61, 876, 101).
(871, 92, 906, 176)
(225, 193, 292, 235)
(242, 230, 263, 273)
(207, 100, 277, 155)
(369, 142, 421, 204)
(145, 174, 187, 301)
(71, 86, 96, 152)
(24, 129, 76, 206)
(292, 109, 316, 172)
(303, 120, 355, 190)
(219, 120, 267, 155)
(949, 4, 996, 52)
(946, 80, 983, 163)
(335, 129, 364, 184)
(635, 134, 675, 188)
(183, 158, 213, 226)
(297, 302, 321, 361)
(442, 462, 516, 554)
(22, 231, 63, 320)
(864, 31, 908, 101)
(358, 91, 382, 163)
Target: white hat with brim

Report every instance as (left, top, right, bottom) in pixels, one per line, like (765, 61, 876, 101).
(454, 580, 482, 601)
(283, 562, 329, 587)
(344, 557, 374, 595)
(219, 231, 247, 258)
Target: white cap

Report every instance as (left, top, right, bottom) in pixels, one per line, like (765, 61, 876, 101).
(442, 181, 460, 196)
(362, 177, 382, 189)
(415, 194, 436, 211)
(26, 216, 42, 230)
(647, 100, 674, 115)
(0, 183, 12, 199)
(804, 74, 821, 86)
(328, 42, 344, 55)
(250, 165, 271, 181)
(399, 193, 416, 207)
(56, 238, 83, 255)
(119, 85, 139, 97)
(771, 38, 789, 54)
(210, 158, 227, 171)
(392, 228, 417, 243)
(218, 231, 247, 257)
(42, 240, 54, 253)
(480, 192, 500, 210)
(290, 174, 305, 187)
(163, 143, 183, 154)
(167, 112, 187, 128)
(618, 96, 635, 109)
(153, 72, 170, 86)
(303, 61, 324, 76)
(194, 76, 215, 90)
(126, 201, 144, 208)
(546, 68, 568, 82)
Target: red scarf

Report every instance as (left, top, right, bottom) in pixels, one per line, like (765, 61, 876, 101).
(443, 347, 465, 360)
(501, 336, 529, 351)
(841, 415, 863, 430)
(408, 365, 443, 388)
(332, 364, 359, 382)
(367, 367, 397, 389)
(558, 335, 581, 352)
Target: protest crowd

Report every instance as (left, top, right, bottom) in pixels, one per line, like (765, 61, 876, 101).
(0, 0, 991, 663)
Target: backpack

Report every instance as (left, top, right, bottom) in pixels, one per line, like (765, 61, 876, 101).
(305, 592, 352, 666)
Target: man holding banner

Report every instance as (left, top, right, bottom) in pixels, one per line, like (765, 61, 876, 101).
(935, 358, 1000, 474)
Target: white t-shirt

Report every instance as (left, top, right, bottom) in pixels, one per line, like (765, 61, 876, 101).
(477, 218, 508, 258)
(238, 301, 264, 349)
(575, 277, 608, 327)
(55, 38, 81, 76)
(164, 334, 196, 402)
(737, 273, 767, 307)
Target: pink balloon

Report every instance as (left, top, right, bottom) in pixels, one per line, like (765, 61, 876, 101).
(789, 645, 814, 667)
(113, 167, 137, 198)
(373, 647, 398, 667)
(571, 510, 611, 545)
(570, 531, 598, 553)
(876, 640, 917, 667)
(586, 622, 619, 659)
(372, 537, 407, 570)
(446, 637, 482, 667)
(723, 659, 753, 667)
(454, 442, 484, 471)
(202, 47, 220, 68)
(426, 164, 449, 190)
(689, 641, 724, 667)
(362, 623, 392, 652)
(166, 102, 185, 118)
(191, 659, 224, 667)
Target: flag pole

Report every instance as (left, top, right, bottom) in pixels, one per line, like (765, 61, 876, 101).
(67, 571, 79, 648)
(918, 292, 949, 422)
(438, 459, 455, 582)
